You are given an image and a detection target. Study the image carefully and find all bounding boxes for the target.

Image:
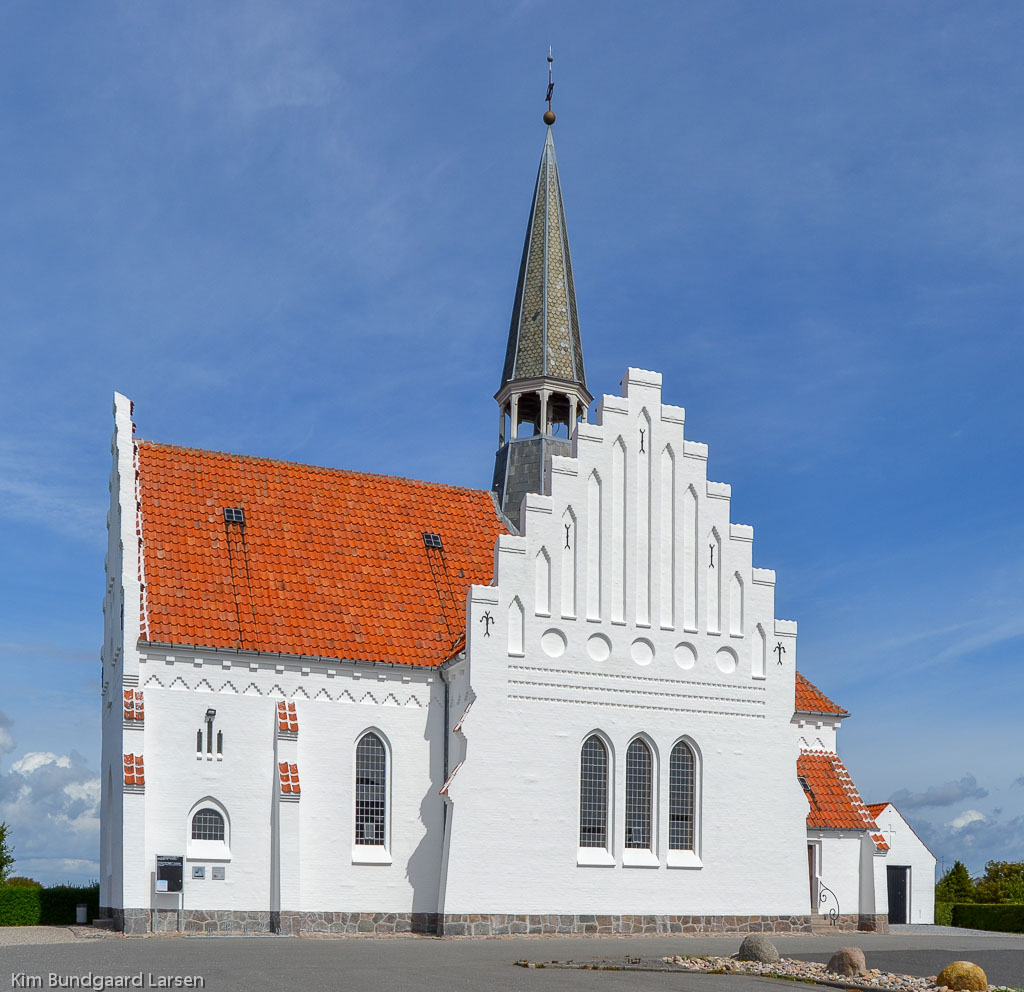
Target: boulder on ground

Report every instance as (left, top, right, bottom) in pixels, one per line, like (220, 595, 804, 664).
(935, 961, 988, 991)
(826, 946, 867, 977)
(736, 934, 779, 963)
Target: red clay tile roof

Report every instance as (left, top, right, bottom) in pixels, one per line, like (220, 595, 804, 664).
(123, 689, 144, 721)
(277, 701, 298, 733)
(123, 753, 144, 787)
(795, 672, 849, 716)
(135, 442, 508, 667)
(871, 832, 890, 852)
(866, 802, 890, 819)
(798, 750, 878, 831)
(278, 762, 300, 795)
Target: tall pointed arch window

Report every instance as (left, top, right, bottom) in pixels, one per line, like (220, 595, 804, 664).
(669, 741, 696, 851)
(579, 735, 608, 849)
(355, 732, 387, 846)
(625, 739, 653, 850)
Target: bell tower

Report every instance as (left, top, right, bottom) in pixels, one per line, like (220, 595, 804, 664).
(492, 52, 592, 531)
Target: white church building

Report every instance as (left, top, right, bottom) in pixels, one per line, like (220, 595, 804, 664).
(99, 104, 934, 936)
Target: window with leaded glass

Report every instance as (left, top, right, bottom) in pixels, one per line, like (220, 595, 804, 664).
(669, 740, 696, 851)
(191, 808, 225, 841)
(355, 732, 387, 846)
(625, 738, 653, 849)
(579, 735, 608, 848)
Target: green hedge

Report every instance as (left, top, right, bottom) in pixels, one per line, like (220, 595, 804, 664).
(0, 886, 41, 926)
(40, 885, 99, 925)
(934, 901, 953, 926)
(951, 902, 1024, 933)
(0, 884, 100, 926)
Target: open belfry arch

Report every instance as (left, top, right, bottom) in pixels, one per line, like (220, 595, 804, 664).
(99, 55, 930, 936)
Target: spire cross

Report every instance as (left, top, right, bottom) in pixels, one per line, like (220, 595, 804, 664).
(546, 47, 554, 111)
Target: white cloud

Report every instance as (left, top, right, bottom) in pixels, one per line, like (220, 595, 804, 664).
(0, 717, 99, 885)
(948, 809, 987, 832)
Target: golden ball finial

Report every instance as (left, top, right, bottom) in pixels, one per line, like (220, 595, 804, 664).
(543, 109, 556, 125)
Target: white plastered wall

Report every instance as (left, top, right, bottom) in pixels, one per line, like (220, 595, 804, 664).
(871, 803, 936, 924)
(133, 646, 444, 916)
(441, 369, 810, 916)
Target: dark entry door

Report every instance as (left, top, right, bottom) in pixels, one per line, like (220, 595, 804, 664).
(887, 865, 909, 924)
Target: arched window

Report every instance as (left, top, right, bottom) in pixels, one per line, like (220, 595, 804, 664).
(625, 739, 653, 849)
(669, 741, 696, 851)
(355, 732, 387, 846)
(579, 736, 608, 848)
(191, 808, 225, 841)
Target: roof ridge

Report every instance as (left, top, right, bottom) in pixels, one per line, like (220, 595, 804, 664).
(135, 439, 493, 497)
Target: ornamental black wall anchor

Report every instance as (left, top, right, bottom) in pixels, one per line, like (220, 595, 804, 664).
(709, 545, 715, 568)
(564, 524, 571, 549)
(775, 641, 786, 665)
(480, 611, 495, 637)
(639, 428, 645, 453)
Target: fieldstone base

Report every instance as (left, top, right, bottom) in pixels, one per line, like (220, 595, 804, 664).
(279, 911, 440, 936)
(113, 909, 874, 937)
(115, 908, 275, 936)
(812, 913, 889, 933)
(856, 914, 889, 933)
(436, 914, 814, 936)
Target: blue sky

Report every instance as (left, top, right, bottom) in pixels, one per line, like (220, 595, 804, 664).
(1, 1, 1022, 885)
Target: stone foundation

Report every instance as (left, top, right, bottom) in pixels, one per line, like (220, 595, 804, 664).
(280, 911, 440, 936)
(436, 914, 813, 936)
(113, 909, 881, 937)
(812, 913, 889, 933)
(115, 908, 275, 936)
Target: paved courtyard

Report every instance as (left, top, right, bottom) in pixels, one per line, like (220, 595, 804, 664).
(0, 927, 1021, 991)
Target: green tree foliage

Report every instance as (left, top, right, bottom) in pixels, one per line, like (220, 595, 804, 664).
(974, 861, 1024, 904)
(0, 822, 13, 884)
(936, 860, 976, 903)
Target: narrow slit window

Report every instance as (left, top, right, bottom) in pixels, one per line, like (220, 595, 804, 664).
(216, 730, 223, 755)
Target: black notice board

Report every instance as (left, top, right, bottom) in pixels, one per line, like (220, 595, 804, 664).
(156, 855, 183, 893)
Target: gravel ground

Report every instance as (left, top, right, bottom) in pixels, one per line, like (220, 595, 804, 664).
(0, 926, 116, 946)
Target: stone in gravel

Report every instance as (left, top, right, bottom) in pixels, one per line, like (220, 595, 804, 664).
(736, 934, 779, 963)
(935, 961, 988, 991)
(826, 946, 867, 977)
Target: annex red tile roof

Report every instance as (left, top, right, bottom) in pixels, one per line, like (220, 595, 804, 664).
(798, 750, 878, 832)
(135, 442, 508, 667)
(794, 672, 849, 716)
(871, 832, 890, 852)
(277, 701, 298, 733)
(866, 802, 890, 819)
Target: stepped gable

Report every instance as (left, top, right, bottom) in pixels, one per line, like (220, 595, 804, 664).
(136, 441, 507, 666)
(798, 750, 878, 832)
(794, 671, 849, 716)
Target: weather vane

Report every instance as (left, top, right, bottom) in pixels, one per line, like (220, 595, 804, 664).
(544, 46, 556, 125)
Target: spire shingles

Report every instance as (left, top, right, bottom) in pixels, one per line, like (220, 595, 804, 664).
(501, 127, 586, 390)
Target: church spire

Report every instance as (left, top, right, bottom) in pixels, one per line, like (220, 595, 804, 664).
(492, 51, 592, 531)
